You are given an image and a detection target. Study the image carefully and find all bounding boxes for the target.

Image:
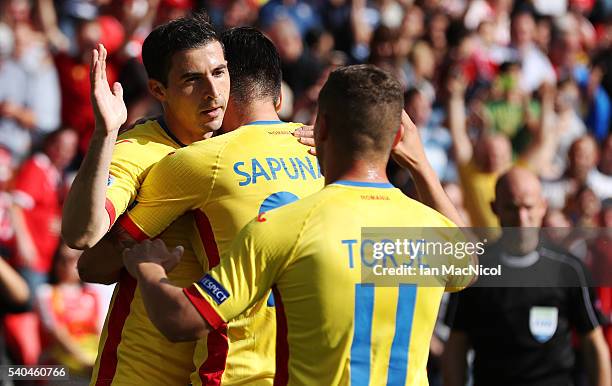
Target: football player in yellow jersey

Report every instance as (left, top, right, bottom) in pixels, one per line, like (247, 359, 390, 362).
(80, 27, 325, 385)
(61, 15, 231, 386)
(63, 14, 229, 251)
(122, 65, 476, 385)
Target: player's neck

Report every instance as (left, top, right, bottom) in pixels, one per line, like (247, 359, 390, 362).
(163, 112, 212, 145)
(229, 101, 280, 129)
(223, 98, 279, 132)
(324, 159, 389, 186)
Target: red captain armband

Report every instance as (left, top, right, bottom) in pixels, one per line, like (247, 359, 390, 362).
(257, 212, 267, 222)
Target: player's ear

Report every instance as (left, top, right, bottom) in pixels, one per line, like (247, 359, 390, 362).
(392, 124, 404, 148)
(148, 79, 167, 102)
(275, 92, 282, 113)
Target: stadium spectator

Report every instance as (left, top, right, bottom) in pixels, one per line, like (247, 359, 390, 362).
(448, 75, 554, 230)
(482, 61, 540, 144)
(36, 243, 100, 383)
(542, 135, 610, 210)
(404, 87, 452, 180)
(0, 0, 61, 159)
(404, 40, 436, 101)
(258, 0, 321, 37)
(11, 128, 77, 289)
(0, 254, 29, 368)
(266, 17, 323, 99)
(2, 128, 77, 366)
(464, 0, 512, 45)
(55, 18, 117, 156)
(541, 78, 588, 178)
(589, 199, 612, 359)
(0, 147, 15, 255)
(550, 13, 611, 141)
(508, 9, 557, 92)
(591, 134, 612, 199)
(442, 182, 471, 226)
(443, 167, 611, 386)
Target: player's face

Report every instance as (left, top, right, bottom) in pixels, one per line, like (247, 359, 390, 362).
(163, 42, 230, 139)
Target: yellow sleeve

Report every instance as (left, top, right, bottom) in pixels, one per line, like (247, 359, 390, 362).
(183, 217, 291, 329)
(105, 140, 146, 226)
(119, 148, 213, 240)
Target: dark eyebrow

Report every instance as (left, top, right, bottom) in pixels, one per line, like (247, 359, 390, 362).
(180, 72, 203, 80)
(180, 64, 227, 80)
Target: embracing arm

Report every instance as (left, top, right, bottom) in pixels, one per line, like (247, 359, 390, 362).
(77, 224, 134, 284)
(123, 240, 210, 342)
(62, 44, 127, 249)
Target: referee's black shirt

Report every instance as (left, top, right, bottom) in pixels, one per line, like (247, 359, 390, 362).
(447, 242, 602, 386)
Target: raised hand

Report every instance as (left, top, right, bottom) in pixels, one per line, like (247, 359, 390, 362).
(391, 110, 429, 169)
(90, 44, 127, 133)
(293, 125, 316, 155)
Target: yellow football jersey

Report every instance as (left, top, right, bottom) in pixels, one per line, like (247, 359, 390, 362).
(119, 121, 324, 385)
(92, 118, 202, 386)
(184, 182, 474, 385)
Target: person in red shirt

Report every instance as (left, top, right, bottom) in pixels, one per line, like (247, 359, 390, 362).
(4, 128, 77, 365)
(55, 19, 117, 155)
(37, 243, 101, 380)
(11, 128, 78, 286)
(0, 146, 15, 255)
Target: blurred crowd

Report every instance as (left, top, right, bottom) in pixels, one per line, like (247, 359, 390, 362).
(0, 0, 611, 384)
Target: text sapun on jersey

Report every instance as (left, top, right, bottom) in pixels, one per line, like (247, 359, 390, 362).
(233, 156, 322, 186)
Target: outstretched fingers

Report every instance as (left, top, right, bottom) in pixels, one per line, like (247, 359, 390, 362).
(100, 44, 107, 82)
(90, 47, 99, 89)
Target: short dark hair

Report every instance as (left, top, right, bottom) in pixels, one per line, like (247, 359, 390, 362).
(221, 27, 282, 105)
(318, 65, 403, 158)
(142, 13, 221, 85)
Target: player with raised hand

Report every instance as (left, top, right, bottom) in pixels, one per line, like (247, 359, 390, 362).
(61, 15, 232, 386)
(62, 14, 228, 252)
(294, 109, 465, 227)
(122, 65, 474, 385)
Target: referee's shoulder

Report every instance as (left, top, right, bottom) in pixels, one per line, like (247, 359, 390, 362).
(539, 244, 592, 284)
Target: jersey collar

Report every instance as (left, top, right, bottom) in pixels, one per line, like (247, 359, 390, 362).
(500, 251, 540, 268)
(244, 120, 284, 125)
(333, 180, 394, 188)
(157, 117, 187, 148)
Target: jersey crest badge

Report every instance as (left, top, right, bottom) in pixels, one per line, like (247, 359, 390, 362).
(529, 306, 558, 343)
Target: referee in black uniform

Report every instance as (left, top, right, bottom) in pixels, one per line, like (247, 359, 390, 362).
(443, 167, 611, 386)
